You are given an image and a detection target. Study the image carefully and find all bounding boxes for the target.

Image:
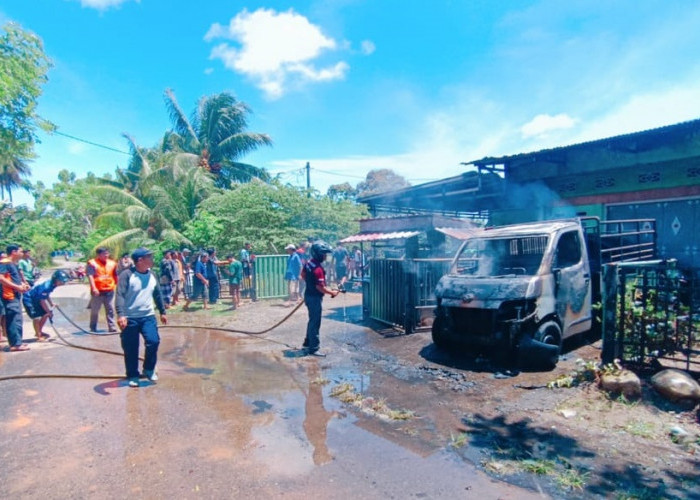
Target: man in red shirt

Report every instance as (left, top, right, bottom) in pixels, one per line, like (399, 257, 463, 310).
(300, 241, 339, 355)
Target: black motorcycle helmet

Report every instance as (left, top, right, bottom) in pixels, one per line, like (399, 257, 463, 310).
(52, 269, 70, 284)
(310, 240, 333, 260)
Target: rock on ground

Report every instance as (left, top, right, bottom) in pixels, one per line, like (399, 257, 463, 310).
(651, 368, 700, 403)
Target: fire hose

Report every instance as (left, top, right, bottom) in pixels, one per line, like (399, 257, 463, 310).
(0, 296, 318, 383)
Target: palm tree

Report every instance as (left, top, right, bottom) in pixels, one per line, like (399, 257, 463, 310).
(163, 89, 273, 188)
(91, 144, 218, 253)
(0, 156, 31, 204)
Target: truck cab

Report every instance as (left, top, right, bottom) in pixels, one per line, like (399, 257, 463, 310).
(432, 219, 594, 368)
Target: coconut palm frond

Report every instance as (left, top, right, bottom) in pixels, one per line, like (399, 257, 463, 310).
(122, 133, 152, 178)
(95, 211, 127, 229)
(159, 228, 192, 246)
(164, 88, 200, 148)
(93, 228, 146, 252)
(216, 132, 273, 160)
(91, 184, 149, 208)
(123, 204, 152, 228)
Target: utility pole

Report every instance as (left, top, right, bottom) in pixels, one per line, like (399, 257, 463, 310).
(306, 161, 311, 197)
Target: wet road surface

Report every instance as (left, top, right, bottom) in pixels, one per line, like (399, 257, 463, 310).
(0, 285, 547, 499)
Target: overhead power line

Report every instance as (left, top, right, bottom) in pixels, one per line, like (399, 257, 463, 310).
(52, 130, 130, 155)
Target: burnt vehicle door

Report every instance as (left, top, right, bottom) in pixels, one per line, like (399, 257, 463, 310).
(552, 229, 592, 339)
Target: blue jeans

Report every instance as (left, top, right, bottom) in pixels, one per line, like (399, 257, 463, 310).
(120, 315, 160, 378)
(2, 299, 23, 347)
(208, 280, 220, 304)
(304, 294, 323, 351)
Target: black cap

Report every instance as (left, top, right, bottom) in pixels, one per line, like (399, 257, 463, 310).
(131, 247, 153, 261)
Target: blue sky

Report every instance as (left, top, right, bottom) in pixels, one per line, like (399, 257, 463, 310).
(3, 0, 700, 207)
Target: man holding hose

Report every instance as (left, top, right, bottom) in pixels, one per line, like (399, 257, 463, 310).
(115, 247, 167, 388)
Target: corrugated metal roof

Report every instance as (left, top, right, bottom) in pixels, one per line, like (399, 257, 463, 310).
(340, 231, 421, 243)
(472, 117, 700, 166)
(435, 227, 479, 240)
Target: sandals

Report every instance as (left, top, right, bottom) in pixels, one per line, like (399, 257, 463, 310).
(9, 344, 30, 352)
(35, 332, 51, 341)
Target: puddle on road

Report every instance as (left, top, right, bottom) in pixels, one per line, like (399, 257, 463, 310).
(52, 296, 441, 466)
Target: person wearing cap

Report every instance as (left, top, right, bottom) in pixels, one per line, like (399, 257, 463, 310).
(284, 243, 302, 304)
(115, 247, 167, 388)
(87, 247, 119, 332)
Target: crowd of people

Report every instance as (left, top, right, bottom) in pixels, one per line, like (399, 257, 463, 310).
(0, 239, 366, 383)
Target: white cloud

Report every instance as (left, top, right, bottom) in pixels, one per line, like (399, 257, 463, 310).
(205, 8, 348, 99)
(520, 113, 576, 139)
(360, 40, 375, 55)
(78, 0, 137, 10)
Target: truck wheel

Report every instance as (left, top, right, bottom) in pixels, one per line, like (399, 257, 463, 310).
(532, 321, 562, 369)
(535, 321, 562, 349)
(431, 315, 451, 350)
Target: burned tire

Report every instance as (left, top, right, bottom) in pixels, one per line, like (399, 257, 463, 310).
(530, 321, 562, 369)
(535, 321, 562, 349)
(431, 315, 452, 350)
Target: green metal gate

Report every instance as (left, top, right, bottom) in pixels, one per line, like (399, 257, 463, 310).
(253, 254, 288, 299)
(368, 258, 450, 333)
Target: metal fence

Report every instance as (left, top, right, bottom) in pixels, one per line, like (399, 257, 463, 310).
(253, 255, 288, 299)
(602, 261, 700, 373)
(368, 258, 450, 333)
(181, 255, 289, 302)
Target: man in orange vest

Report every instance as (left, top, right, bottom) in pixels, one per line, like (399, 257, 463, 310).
(87, 247, 118, 332)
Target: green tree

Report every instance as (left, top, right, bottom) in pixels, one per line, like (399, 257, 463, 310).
(163, 89, 273, 188)
(0, 22, 52, 203)
(355, 168, 410, 198)
(31, 171, 106, 253)
(327, 182, 357, 202)
(188, 180, 367, 254)
(89, 155, 217, 254)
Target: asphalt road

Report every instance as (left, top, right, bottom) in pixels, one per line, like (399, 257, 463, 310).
(0, 283, 547, 499)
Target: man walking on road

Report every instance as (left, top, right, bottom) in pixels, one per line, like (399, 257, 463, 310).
(87, 247, 118, 332)
(115, 247, 167, 388)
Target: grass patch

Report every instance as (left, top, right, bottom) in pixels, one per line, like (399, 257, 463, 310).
(519, 458, 556, 475)
(449, 432, 469, 449)
(329, 383, 415, 421)
(554, 467, 589, 491)
(623, 420, 655, 438)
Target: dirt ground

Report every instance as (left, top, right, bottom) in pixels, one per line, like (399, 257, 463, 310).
(1, 280, 699, 499)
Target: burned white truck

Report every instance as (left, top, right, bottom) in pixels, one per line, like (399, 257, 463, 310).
(432, 217, 656, 368)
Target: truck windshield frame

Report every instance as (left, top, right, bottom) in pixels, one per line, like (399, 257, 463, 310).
(454, 234, 549, 277)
